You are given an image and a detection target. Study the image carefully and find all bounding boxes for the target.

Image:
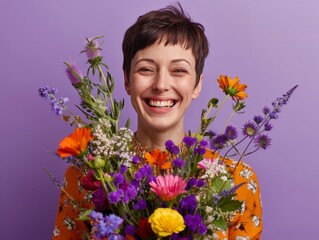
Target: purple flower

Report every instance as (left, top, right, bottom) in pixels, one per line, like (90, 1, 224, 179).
(39, 86, 69, 116)
(180, 195, 197, 213)
(263, 106, 271, 115)
(165, 140, 180, 154)
(65, 62, 83, 85)
(224, 125, 238, 140)
(108, 190, 122, 204)
(134, 172, 142, 181)
(172, 158, 185, 168)
(89, 212, 124, 240)
(194, 147, 206, 156)
(254, 134, 271, 149)
(133, 199, 147, 210)
(242, 121, 258, 137)
(269, 111, 279, 119)
(211, 134, 228, 150)
(187, 178, 198, 188)
(253, 115, 264, 124)
(183, 136, 197, 147)
(196, 179, 205, 188)
(84, 37, 101, 59)
(264, 122, 273, 131)
(125, 225, 136, 235)
(207, 130, 217, 139)
(184, 214, 206, 235)
(92, 186, 109, 211)
(119, 164, 127, 173)
(132, 155, 141, 164)
(197, 223, 207, 235)
(199, 140, 208, 147)
(126, 185, 138, 200)
(113, 173, 125, 187)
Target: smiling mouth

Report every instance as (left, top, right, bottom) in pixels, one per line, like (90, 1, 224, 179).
(147, 99, 175, 108)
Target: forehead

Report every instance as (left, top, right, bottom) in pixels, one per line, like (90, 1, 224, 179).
(132, 41, 195, 66)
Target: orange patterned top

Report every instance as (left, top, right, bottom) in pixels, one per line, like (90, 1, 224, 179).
(53, 159, 262, 239)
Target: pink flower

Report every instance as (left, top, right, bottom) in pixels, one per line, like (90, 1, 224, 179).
(149, 175, 187, 201)
(197, 158, 212, 169)
(83, 36, 102, 59)
(64, 62, 83, 85)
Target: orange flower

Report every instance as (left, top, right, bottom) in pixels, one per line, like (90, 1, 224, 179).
(145, 149, 171, 170)
(217, 75, 248, 100)
(57, 128, 94, 158)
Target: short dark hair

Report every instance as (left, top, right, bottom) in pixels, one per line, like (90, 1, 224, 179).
(122, 3, 209, 85)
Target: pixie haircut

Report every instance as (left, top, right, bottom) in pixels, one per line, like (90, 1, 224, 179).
(122, 4, 209, 86)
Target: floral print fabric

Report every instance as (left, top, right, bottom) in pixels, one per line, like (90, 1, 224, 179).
(53, 159, 262, 239)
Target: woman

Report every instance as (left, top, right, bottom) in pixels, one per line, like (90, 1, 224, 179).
(53, 4, 262, 239)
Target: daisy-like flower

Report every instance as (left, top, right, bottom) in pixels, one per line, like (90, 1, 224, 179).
(217, 75, 248, 100)
(242, 121, 258, 138)
(57, 128, 94, 158)
(149, 175, 187, 201)
(145, 149, 171, 170)
(254, 134, 271, 149)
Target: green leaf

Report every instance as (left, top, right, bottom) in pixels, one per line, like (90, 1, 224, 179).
(212, 218, 227, 231)
(77, 209, 92, 221)
(125, 118, 131, 128)
(219, 199, 242, 212)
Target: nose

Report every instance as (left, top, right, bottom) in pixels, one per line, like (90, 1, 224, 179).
(152, 70, 170, 92)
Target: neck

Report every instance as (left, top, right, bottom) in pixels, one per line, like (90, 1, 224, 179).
(135, 124, 185, 151)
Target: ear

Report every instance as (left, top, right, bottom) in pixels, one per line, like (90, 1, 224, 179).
(192, 74, 203, 99)
(124, 71, 131, 95)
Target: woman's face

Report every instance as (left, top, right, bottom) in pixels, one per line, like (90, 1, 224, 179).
(125, 41, 202, 133)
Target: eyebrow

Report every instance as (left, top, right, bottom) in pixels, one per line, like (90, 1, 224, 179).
(135, 58, 192, 67)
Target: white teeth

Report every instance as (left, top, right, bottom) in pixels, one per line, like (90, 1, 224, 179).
(148, 100, 174, 107)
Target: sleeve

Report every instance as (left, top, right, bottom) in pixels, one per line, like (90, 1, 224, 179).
(52, 166, 93, 240)
(228, 162, 263, 240)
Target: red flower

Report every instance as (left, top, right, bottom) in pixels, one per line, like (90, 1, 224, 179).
(136, 217, 155, 240)
(80, 170, 101, 191)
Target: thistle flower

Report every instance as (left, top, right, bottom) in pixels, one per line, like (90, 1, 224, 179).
(149, 175, 187, 201)
(64, 62, 83, 85)
(217, 75, 248, 100)
(242, 121, 258, 137)
(254, 134, 271, 149)
(83, 36, 102, 59)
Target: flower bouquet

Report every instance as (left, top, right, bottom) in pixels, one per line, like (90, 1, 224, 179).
(40, 37, 297, 239)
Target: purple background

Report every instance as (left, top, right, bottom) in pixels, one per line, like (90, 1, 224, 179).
(1, 0, 318, 239)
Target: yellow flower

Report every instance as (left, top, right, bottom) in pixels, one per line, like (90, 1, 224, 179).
(148, 208, 185, 237)
(217, 75, 248, 100)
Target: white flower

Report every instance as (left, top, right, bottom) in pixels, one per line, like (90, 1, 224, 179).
(221, 175, 228, 181)
(205, 206, 213, 214)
